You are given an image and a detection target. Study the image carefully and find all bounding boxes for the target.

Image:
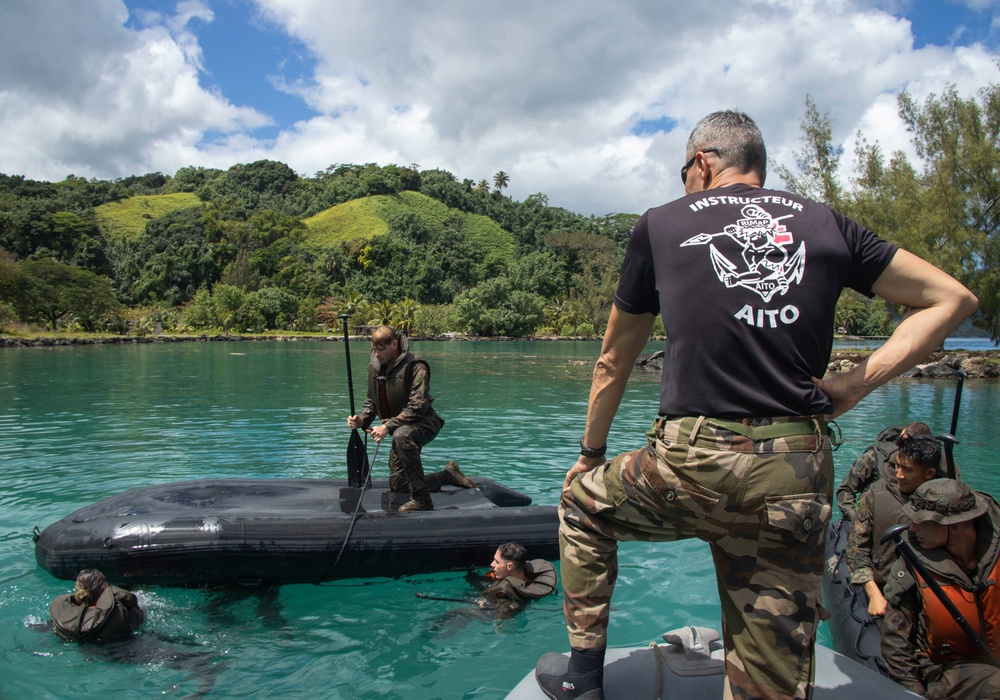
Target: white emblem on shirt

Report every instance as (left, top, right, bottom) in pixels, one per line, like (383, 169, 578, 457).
(681, 204, 805, 303)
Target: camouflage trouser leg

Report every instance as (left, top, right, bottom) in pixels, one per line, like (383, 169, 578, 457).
(927, 661, 1000, 700)
(559, 416, 833, 700)
(387, 421, 440, 496)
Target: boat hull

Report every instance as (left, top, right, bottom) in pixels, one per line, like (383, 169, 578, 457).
(822, 518, 887, 674)
(34, 477, 559, 587)
(506, 631, 918, 698)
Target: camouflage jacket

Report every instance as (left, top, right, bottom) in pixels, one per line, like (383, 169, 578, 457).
(847, 480, 907, 586)
(836, 425, 903, 521)
(50, 586, 145, 643)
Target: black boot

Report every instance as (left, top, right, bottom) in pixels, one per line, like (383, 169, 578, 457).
(443, 460, 475, 489)
(398, 494, 434, 512)
(535, 648, 605, 700)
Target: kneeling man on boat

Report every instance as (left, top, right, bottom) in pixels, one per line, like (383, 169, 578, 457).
(883, 479, 1000, 699)
(346, 325, 474, 512)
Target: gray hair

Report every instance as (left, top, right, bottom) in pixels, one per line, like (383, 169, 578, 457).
(686, 111, 767, 184)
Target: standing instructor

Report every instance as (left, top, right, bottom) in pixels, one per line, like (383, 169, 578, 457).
(534, 111, 977, 700)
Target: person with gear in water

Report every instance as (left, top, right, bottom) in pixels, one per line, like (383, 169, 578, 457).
(481, 543, 557, 615)
(49, 569, 144, 643)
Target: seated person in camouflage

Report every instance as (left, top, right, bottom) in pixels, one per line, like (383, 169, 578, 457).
(49, 569, 145, 643)
(483, 543, 557, 615)
(883, 479, 1000, 699)
(847, 434, 941, 616)
(836, 422, 931, 522)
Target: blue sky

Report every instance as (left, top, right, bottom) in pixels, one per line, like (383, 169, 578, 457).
(906, 0, 996, 47)
(126, 0, 318, 141)
(1, 0, 998, 216)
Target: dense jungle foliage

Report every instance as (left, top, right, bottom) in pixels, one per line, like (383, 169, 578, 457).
(1, 78, 999, 339)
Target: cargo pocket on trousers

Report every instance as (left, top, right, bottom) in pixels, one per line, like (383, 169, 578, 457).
(644, 450, 722, 521)
(601, 457, 629, 509)
(568, 455, 631, 515)
(763, 493, 830, 545)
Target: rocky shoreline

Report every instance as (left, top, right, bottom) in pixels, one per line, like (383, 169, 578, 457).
(827, 350, 1000, 379)
(636, 350, 1000, 380)
(0, 333, 582, 348)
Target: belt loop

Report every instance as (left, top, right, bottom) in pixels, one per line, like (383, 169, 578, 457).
(826, 419, 843, 450)
(810, 417, 822, 440)
(647, 416, 665, 442)
(688, 416, 707, 446)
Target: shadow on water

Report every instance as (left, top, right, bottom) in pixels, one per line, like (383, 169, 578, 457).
(24, 620, 226, 700)
(198, 585, 290, 633)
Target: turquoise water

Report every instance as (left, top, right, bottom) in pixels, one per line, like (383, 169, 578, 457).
(1, 340, 998, 699)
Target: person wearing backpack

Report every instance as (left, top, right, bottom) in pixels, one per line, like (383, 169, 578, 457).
(49, 569, 144, 643)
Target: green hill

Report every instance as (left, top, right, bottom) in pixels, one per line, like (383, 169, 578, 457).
(95, 192, 203, 241)
(303, 191, 515, 258)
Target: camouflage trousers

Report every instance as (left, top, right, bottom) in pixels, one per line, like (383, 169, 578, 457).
(387, 419, 441, 497)
(925, 661, 1000, 699)
(560, 416, 833, 700)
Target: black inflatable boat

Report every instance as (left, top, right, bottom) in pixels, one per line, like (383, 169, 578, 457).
(34, 477, 559, 587)
(822, 517, 888, 674)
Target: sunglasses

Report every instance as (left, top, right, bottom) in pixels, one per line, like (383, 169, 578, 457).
(681, 148, 720, 185)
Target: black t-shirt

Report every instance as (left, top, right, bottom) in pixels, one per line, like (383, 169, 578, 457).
(615, 183, 897, 418)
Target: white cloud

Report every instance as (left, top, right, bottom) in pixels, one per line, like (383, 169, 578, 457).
(0, 0, 997, 217)
(0, 0, 267, 180)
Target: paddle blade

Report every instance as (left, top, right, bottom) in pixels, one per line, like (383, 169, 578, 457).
(347, 429, 370, 488)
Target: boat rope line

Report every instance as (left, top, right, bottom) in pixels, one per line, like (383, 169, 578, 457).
(853, 615, 889, 675)
(414, 592, 497, 609)
(412, 591, 562, 613)
(316, 440, 381, 585)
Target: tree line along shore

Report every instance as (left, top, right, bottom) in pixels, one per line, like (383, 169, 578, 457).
(3, 84, 1000, 344)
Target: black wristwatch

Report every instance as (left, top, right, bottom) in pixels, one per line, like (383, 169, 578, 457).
(579, 437, 607, 459)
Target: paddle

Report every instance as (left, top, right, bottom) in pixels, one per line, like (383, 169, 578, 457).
(936, 369, 967, 479)
(882, 523, 1000, 667)
(340, 313, 370, 489)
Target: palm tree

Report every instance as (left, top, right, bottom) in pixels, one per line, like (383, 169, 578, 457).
(476, 179, 491, 194)
(371, 299, 394, 326)
(493, 171, 510, 193)
(392, 298, 417, 335)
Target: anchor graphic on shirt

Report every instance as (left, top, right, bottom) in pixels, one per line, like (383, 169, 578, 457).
(680, 204, 806, 303)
